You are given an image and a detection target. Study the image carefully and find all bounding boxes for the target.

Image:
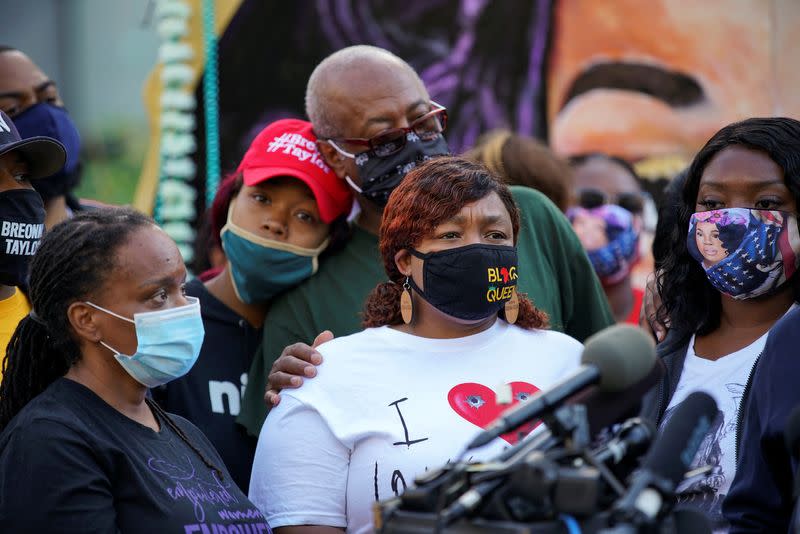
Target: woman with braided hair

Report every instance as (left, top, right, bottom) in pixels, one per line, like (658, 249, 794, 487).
(0, 208, 270, 532)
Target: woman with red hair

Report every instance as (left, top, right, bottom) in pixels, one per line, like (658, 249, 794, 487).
(248, 157, 583, 534)
(154, 119, 352, 494)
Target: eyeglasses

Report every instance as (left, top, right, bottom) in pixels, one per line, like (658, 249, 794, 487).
(577, 188, 646, 214)
(324, 102, 448, 158)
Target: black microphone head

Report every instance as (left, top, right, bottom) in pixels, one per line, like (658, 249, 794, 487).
(572, 358, 665, 435)
(581, 324, 657, 392)
(616, 417, 657, 451)
(644, 391, 717, 486)
(784, 405, 800, 459)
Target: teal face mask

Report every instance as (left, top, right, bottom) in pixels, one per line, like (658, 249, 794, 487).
(86, 296, 205, 388)
(220, 205, 329, 304)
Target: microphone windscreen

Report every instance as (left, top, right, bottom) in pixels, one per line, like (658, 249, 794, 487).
(643, 391, 717, 486)
(784, 405, 800, 459)
(581, 324, 657, 392)
(572, 358, 666, 436)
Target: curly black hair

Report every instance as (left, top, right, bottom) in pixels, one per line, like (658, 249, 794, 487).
(656, 117, 800, 337)
(653, 169, 688, 271)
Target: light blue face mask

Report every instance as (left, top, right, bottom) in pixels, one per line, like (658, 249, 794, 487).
(86, 296, 205, 388)
(220, 205, 329, 304)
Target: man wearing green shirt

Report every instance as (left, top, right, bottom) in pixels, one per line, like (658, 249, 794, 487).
(238, 45, 613, 436)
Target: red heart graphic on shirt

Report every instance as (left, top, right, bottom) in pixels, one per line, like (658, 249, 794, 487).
(448, 382, 541, 445)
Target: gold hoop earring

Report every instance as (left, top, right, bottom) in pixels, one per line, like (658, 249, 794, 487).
(400, 277, 414, 325)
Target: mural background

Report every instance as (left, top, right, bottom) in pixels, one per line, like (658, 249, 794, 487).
(170, 0, 800, 227)
(4, 1, 798, 232)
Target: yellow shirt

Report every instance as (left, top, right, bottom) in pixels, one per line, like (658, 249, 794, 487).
(0, 288, 31, 380)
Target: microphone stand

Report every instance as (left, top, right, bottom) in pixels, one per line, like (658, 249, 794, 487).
(378, 402, 633, 532)
(437, 404, 594, 525)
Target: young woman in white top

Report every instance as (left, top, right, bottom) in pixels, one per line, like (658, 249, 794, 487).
(641, 117, 800, 531)
(248, 156, 584, 533)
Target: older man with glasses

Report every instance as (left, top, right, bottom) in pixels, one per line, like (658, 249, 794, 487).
(237, 45, 615, 438)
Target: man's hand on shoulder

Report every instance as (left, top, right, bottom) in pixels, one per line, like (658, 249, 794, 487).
(264, 331, 333, 406)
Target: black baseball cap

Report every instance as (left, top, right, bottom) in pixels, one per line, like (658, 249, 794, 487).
(0, 109, 66, 179)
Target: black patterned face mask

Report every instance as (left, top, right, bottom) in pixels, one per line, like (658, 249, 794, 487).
(408, 243, 518, 320)
(348, 132, 450, 209)
(0, 189, 45, 287)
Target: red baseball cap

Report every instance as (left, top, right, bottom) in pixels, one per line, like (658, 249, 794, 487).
(237, 118, 352, 224)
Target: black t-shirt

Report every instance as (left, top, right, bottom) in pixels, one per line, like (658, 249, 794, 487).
(0, 378, 271, 533)
(154, 278, 260, 492)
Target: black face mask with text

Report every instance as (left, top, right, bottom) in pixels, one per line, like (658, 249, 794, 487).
(0, 189, 46, 287)
(352, 132, 450, 208)
(407, 243, 518, 321)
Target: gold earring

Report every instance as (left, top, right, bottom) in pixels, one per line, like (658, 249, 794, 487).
(400, 277, 414, 324)
(504, 287, 519, 325)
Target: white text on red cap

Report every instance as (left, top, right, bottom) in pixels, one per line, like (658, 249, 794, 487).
(266, 133, 331, 173)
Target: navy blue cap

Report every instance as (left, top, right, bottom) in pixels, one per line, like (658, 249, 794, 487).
(0, 109, 66, 179)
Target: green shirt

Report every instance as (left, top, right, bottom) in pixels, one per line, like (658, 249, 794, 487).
(237, 186, 614, 435)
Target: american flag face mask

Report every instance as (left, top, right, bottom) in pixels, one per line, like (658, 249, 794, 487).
(688, 208, 800, 300)
(566, 204, 640, 287)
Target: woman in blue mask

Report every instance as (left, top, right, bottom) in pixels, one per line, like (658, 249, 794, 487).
(0, 207, 271, 532)
(640, 117, 800, 531)
(153, 118, 352, 494)
(248, 157, 587, 533)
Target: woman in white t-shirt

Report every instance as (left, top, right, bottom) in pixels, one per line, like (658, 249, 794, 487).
(248, 156, 584, 533)
(640, 117, 800, 532)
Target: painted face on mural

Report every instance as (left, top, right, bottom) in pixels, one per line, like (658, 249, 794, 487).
(547, 0, 800, 160)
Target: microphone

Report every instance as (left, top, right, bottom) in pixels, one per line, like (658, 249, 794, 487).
(466, 324, 656, 450)
(573, 358, 665, 437)
(608, 391, 717, 527)
(592, 418, 656, 467)
(474, 362, 660, 469)
(438, 478, 506, 524)
(488, 357, 662, 469)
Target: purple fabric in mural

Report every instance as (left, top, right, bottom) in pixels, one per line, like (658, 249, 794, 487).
(313, 0, 553, 153)
(190, 0, 554, 271)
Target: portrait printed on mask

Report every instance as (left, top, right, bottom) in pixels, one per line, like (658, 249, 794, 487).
(569, 209, 608, 252)
(687, 208, 800, 300)
(694, 220, 730, 267)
